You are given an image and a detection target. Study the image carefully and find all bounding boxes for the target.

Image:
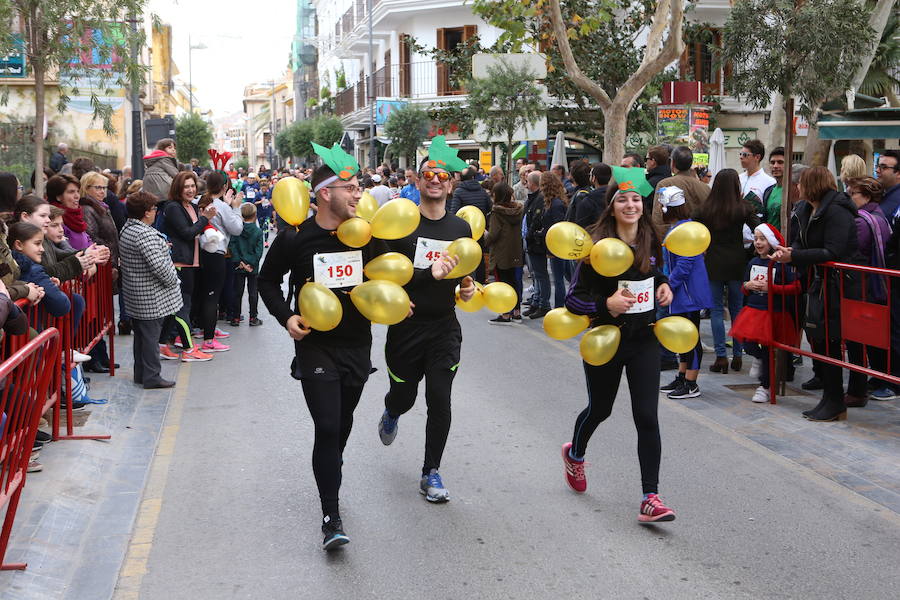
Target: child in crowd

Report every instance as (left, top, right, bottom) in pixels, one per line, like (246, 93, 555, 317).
(7, 222, 72, 319)
(255, 179, 273, 247)
(228, 203, 264, 327)
(729, 224, 801, 403)
(657, 187, 714, 399)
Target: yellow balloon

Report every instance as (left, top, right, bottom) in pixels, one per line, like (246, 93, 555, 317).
(297, 282, 343, 331)
(482, 282, 518, 314)
(590, 238, 635, 277)
(356, 191, 379, 222)
(579, 325, 622, 366)
(663, 221, 711, 257)
(456, 205, 486, 241)
(445, 237, 484, 279)
(364, 252, 414, 286)
(546, 221, 592, 260)
(654, 316, 700, 354)
(543, 308, 591, 340)
(350, 280, 410, 325)
(455, 282, 485, 312)
(336, 217, 372, 248)
(272, 177, 310, 226)
(370, 198, 421, 240)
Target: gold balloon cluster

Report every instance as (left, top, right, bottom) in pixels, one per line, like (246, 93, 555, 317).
(272, 177, 311, 226)
(454, 281, 517, 314)
(544, 222, 634, 278)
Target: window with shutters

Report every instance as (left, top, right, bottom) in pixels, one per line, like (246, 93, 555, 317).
(399, 34, 411, 97)
(679, 27, 731, 96)
(436, 25, 477, 96)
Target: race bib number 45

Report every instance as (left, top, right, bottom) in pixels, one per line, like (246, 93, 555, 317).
(413, 237, 451, 269)
(617, 277, 654, 314)
(313, 251, 363, 289)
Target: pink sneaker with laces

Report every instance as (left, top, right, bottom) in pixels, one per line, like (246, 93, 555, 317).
(561, 442, 586, 493)
(159, 344, 179, 360)
(201, 339, 231, 352)
(638, 493, 675, 523)
(214, 328, 230, 339)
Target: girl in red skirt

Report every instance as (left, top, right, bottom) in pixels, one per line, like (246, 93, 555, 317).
(729, 224, 802, 402)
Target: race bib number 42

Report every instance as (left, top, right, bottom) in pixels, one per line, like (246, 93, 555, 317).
(313, 251, 363, 289)
(617, 278, 654, 314)
(413, 237, 452, 269)
(749, 265, 768, 284)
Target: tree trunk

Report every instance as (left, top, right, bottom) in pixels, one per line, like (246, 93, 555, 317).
(767, 92, 785, 151)
(603, 103, 629, 166)
(506, 135, 514, 186)
(33, 60, 46, 198)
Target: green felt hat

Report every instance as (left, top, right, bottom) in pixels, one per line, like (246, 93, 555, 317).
(425, 136, 468, 172)
(611, 166, 654, 197)
(312, 142, 360, 180)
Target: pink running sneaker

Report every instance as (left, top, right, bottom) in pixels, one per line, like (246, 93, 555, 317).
(561, 442, 587, 493)
(159, 345, 179, 360)
(201, 340, 230, 352)
(214, 328, 230, 339)
(173, 336, 184, 348)
(181, 347, 214, 362)
(638, 494, 676, 523)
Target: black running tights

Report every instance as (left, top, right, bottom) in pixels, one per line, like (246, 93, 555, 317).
(572, 335, 661, 495)
(299, 378, 365, 517)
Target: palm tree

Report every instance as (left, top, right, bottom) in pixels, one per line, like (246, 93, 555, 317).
(859, 11, 900, 106)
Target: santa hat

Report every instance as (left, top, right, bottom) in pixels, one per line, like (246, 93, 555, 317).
(754, 223, 785, 248)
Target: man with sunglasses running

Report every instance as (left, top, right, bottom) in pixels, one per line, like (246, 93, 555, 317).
(377, 136, 476, 503)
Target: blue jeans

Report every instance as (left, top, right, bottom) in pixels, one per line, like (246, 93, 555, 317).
(527, 252, 550, 309)
(710, 279, 744, 358)
(549, 256, 569, 308)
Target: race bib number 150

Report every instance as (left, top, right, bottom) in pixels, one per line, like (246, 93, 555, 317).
(313, 251, 363, 289)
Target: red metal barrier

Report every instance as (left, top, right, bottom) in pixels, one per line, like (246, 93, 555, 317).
(767, 261, 900, 403)
(0, 329, 60, 570)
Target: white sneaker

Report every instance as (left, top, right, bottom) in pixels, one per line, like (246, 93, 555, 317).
(752, 386, 769, 403)
(748, 358, 760, 379)
(701, 342, 715, 353)
(72, 350, 91, 363)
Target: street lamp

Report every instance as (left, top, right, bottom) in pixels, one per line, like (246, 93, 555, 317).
(188, 35, 207, 114)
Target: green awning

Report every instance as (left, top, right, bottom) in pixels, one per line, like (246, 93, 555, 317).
(511, 143, 527, 159)
(817, 122, 900, 140)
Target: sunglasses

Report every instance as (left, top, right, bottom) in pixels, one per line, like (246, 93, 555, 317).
(739, 152, 754, 158)
(420, 170, 450, 182)
(876, 163, 897, 171)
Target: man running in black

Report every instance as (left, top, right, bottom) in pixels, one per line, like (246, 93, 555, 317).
(259, 143, 384, 550)
(377, 136, 476, 502)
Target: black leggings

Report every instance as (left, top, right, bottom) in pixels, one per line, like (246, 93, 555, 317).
(674, 310, 703, 371)
(199, 250, 226, 341)
(572, 334, 661, 495)
(299, 378, 365, 518)
(385, 368, 456, 475)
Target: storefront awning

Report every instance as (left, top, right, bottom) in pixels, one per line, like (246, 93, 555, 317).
(817, 120, 900, 140)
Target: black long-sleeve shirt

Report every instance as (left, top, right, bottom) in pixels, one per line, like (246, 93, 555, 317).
(258, 216, 386, 347)
(386, 211, 472, 322)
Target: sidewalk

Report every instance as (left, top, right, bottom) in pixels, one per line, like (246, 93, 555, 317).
(0, 333, 176, 600)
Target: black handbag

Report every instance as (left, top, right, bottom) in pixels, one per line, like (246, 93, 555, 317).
(804, 269, 846, 342)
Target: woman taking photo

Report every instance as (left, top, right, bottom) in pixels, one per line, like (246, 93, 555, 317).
(694, 168, 760, 374)
(773, 166, 859, 421)
(483, 182, 524, 324)
(562, 169, 676, 523)
(163, 171, 217, 362)
(196, 171, 243, 353)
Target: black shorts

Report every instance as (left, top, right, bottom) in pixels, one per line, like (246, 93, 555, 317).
(385, 315, 462, 382)
(291, 341, 372, 388)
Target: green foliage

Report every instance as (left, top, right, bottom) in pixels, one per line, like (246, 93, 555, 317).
(289, 120, 317, 159)
(313, 117, 344, 146)
(720, 0, 874, 113)
(175, 113, 213, 164)
(233, 157, 249, 171)
(383, 105, 431, 164)
(336, 68, 347, 90)
(429, 102, 476, 140)
(283, 117, 345, 161)
(275, 129, 293, 158)
(320, 86, 332, 99)
(859, 10, 899, 102)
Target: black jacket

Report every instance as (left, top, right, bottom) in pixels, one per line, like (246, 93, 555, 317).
(105, 189, 127, 231)
(449, 179, 491, 216)
(791, 190, 859, 268)
(569, 186, 606, 229)
(164, 201, 209, 266)
(643, 164, 672, 212)
(695, 199, 760, 282)
(564, 185, 592, 223)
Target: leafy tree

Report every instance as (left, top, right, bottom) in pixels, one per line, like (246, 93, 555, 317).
(0, 0, 148, 196)
(383, 105, 431, 165)
(289, 120, 317, 160)
(313, 116, 344, 147)
(175, 113, 213, 165)
(857, 4, 898, 106)
(275, 128, 292, 160)
(466, 60, 544, 183)
(233, 156, 249, 171)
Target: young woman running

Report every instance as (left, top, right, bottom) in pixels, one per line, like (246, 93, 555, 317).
(562, 168, 677, 523)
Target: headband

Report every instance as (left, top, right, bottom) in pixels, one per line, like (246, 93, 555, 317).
(313, 175, 340, 193)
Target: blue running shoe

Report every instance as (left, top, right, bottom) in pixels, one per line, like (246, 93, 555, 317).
(378, 410, 399, 445)
(321, 515, 349, 551)
(419, 469, 450, 503)
(871, 387, 899, 401)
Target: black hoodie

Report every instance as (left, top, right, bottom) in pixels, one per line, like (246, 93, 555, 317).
(790, 189, 859, 268)
(449, 179, 491, 216)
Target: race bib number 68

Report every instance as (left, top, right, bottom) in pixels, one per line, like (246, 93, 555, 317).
(617, 278, 654, 314)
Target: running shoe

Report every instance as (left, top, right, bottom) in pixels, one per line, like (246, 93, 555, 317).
(378, 410, 399, 445)
(159, 345, 179, 360)
(191, 328, 203, 339)
(561, 442, 586, 493)
(489, 315, 513, 325)
(871, 387, 899, 401)
(748, 358, 760, 379)
(71, 350, 92, 363)
(173, 336, 185, 348)
(752, 386, 770, 403)
(214, 328, 230, 339)
(419, 469, 450, 503)
(659, 373, 684, 392)
(667, 381, 700, 399)
(228, 318, 240, 327)
(201, 340, 231, 352)
(181, 348, 214, 362)
(638, 493, 675, 523)
(321, 515, 349, 551)
(249, 317, 263, 326)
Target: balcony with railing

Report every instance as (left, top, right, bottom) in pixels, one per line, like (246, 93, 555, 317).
(334, 61, 464, 118)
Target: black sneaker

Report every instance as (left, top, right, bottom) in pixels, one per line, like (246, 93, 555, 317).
(660, 374, 684, 392)
(249, 317, 263, 326)
(228, 318, 240, 327)
(801, 376, 823, 391)
(511, 313, 522, 322)
(321, 515, 349, 551)
(489, 315, 513, 325)
(61, 401, 88, 411)
(668, 380, 701, 399)
(35, 430, 51, 443)
(528, 306, 550, 319)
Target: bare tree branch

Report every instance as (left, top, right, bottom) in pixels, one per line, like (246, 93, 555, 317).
(547, 0, 612, 110)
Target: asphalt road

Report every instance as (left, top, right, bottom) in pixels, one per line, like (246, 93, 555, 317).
(119, 295, 900, 600)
